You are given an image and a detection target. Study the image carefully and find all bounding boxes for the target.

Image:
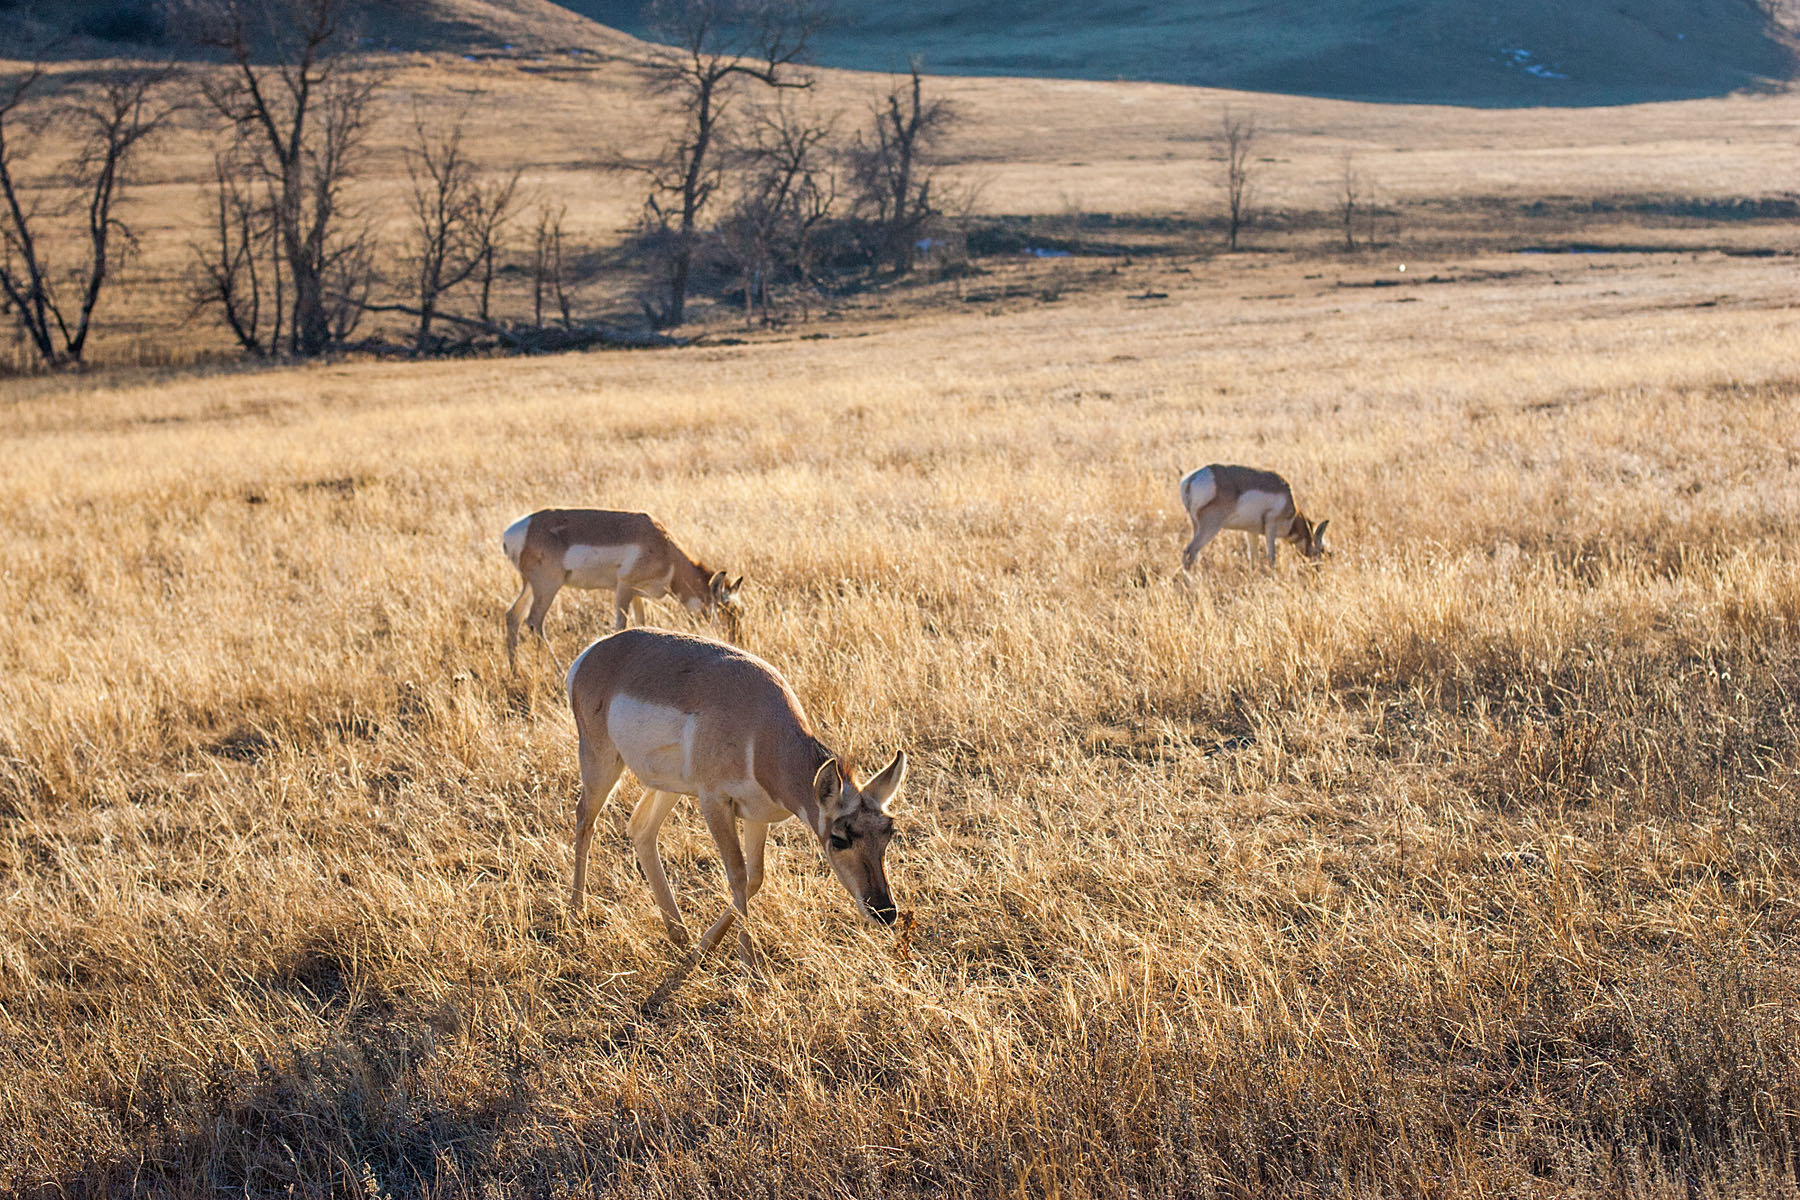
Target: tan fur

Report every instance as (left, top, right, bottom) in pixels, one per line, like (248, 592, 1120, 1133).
(503, 509, 741, 673)
(566, 628, 906, 974)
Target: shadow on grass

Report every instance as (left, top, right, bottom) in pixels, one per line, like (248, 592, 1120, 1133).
(33, 960, 531, 1199)
(31, 931, 737, 1200)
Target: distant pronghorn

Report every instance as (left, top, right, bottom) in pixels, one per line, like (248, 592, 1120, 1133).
(566, 628, 906, 973)
(502, 508, 742, 672)
(1178, 464, 1329, 569)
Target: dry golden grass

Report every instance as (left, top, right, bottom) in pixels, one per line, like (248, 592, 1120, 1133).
(4, 224, 1800, 1196)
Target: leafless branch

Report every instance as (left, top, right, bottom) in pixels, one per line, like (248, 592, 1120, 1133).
(0, 63, 178, 368)
(179, 0, 380, 356)
(634, 0, 818, 326)
(847, 59, 954, 275)
(1219, 107, 1256, 252)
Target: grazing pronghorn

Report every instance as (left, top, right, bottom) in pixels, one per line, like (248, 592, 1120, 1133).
(502, 508, 742, 672)
(566, 628, 906, 973)
(1178, 464, 1329, 569)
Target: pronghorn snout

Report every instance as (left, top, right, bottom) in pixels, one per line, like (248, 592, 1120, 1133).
(868, 894, 899, 926)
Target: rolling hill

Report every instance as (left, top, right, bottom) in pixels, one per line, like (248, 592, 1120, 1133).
(3, 0, 618, 57)
(563, 0, 1797, 106)
(5, 0, 1797, 107)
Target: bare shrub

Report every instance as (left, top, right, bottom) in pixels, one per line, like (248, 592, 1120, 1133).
(1338, 150, 1361, 251)
(848, 59, 954, 275)
(398, 111, 519, 354)
(1218, 106, 1256, 251)
(530, 203, 574, 330)
(715, 98, 836, 324)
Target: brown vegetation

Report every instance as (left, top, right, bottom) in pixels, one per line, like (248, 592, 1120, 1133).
(3, 227, 1800, 1194)
(5, 18, 1800, 1196)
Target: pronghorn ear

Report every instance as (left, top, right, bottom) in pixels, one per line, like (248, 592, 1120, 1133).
(1313, 519, 1330, 547)
(729, 575, 744, 593)
(863, 750, 907, 815)
(709, 570, 728, 592)
(813, 758, 843, 812)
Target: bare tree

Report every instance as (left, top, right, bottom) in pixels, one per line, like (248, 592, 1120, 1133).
(1338, 150, 1360, 251)
(0, 65, 177, 369)
(715, 99, 836, 325)
(531, 204, 573, 330)
(182, 0, 380, 357)
(401, 111, 519, 354)
(1218, 107, 1256, 252)
(635, 0, 816, 327)
(189, 147, 282, 353)
(849, 59, 953, 275)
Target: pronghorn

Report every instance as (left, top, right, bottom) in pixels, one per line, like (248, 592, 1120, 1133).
(566, 627, 906, 973)
(502, 508, 742, 672)
(1178, 464, 1329, 570)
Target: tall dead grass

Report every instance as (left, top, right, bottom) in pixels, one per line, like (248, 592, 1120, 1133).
(2, 258, 1799, 1197)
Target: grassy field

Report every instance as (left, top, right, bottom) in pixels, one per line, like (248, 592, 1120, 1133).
(5, 233, 1800, 1196)
(6, 35, 1800, 1199)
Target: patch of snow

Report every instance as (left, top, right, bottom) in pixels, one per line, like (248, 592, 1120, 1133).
(1499, 47, 1569, 81)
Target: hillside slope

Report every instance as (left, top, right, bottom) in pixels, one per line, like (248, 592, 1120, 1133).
(560, 0, 1798, 106)
(4, 0, 627, 57)
(10, 0, 1791, 105)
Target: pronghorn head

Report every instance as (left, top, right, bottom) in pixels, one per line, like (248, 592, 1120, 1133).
(1290, 516, 1331, 560)
(707, 571, 745, 640)
(813, 751, 907, 926)
(708, 570, 744, 610)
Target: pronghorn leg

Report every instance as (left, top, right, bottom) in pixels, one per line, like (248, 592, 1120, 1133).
(627, 788, 690, 947)
(1180, 507, 1228, 572)
(525, 574, 564, 672)
(696, 794, 759, 973)
(505, 579, 533, 674)
(741, 820, 768, 899)
(1264, 521, 1279, 566)
(571, 734, 625, 915)
(631, 596, 647, 626)
(612, 583, 636, 631)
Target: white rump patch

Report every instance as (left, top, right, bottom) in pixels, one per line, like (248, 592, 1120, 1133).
(502, 514, 532, 566)
(1180, 467, 1217, 515)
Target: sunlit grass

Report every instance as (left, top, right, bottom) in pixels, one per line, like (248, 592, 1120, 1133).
(3, 224, 1800, 1197)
